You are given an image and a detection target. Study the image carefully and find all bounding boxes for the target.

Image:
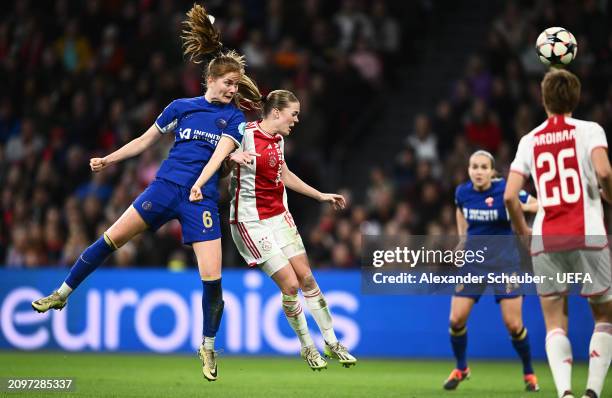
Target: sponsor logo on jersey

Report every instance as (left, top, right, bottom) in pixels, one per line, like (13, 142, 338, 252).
(177, 128, 220, 145)
(463, 207, 499, 221)
(215, 118, 227, 130)
(142, 201, 152, 211)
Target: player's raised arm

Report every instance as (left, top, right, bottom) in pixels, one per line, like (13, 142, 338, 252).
(281, 163, 345, 210)
(504, 171, 530, 235)
(90, 124, 162, 172)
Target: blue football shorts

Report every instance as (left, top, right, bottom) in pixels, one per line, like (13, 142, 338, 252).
(132, 178, 221, 244)
(453, 265, 523, 303)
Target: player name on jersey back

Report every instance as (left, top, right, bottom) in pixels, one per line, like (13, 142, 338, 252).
(510, 116, 608, 252)
(533, 129, 575, 146)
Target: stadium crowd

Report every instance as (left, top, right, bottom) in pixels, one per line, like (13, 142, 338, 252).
(303, 0, 612, 268)
(1, 0, 611, 269)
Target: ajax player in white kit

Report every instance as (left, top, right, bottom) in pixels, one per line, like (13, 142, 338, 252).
(505, 69, 612, 398)
(191, 89, 356, 370)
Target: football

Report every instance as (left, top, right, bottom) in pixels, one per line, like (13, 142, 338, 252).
(535, 27, 578, 67)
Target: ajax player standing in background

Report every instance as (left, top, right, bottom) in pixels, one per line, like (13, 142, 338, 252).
(190, 90, 357, 370)
(505, 68, 612, 398)
(447, 150, 539, 392)
(32, 4, 263, 382)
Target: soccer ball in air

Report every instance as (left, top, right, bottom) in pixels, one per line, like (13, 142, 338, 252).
(536, 27, 577, 67)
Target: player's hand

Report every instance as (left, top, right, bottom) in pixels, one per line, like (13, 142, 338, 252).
(229, 151, 260, 166)
(190, 185, 203, 202)
(90, 157, 109, 172)
(319, 193, 346, 210)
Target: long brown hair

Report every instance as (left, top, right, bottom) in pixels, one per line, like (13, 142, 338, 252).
(182, 4, 262, 110)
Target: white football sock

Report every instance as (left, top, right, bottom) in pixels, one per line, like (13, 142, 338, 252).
(545, 328, 573, 398)
(282, 294, 314, 348)
(586, 323, 612, 397)
(203, 336, 215, 350)
(303, 287, 338, 344)
(57, 282, 73, 299)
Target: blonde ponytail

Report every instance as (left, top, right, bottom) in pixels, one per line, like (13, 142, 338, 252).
(182, 4, 263, 111)
(182, 4, 222, 64)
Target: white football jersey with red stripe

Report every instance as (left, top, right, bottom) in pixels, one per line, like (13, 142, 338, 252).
(510, 115, 608, 250)
(229, 121, 288, 223)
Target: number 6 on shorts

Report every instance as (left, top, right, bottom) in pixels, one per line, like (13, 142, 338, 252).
(203, 211, 213, 228)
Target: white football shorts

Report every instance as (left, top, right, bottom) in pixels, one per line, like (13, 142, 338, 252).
(230, 211, 305, 276)
(532, 247, 611, 297)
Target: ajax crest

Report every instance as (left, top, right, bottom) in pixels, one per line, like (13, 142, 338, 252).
(268, 156, 277, 168)
(258, 236, 273, 252)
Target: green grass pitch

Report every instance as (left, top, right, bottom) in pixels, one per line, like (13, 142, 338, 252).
(0, 352, 600, 398)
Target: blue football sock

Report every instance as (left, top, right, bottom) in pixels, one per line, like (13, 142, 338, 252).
(65, 235, 116, 289)
(450, 325, 468, 370)
(511, 327, 534, 375)
(202, 278, 224, 338)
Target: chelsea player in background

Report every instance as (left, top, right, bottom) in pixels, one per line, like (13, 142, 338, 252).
(31, 4, 261, 382)
(445, 150, 540, 392)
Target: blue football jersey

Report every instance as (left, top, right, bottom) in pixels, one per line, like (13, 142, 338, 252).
(154, 96, 246, 202)
(455, 178, 529, 236)
(456, 179, 529, 268)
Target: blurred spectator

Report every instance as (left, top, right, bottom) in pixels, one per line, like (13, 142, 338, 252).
(405, 114, 438, 163)
(463, 99, 502, 153)
(465, 55, 492, 101)
(371, 0, 400, 57)
(493, 2, 525, 51)
(4, 117, 44, 163)
(349, 36, 383, 88)
(334, 0, 374, 51)
(6, 225, 28, 267)
(54, 19, 92, 72)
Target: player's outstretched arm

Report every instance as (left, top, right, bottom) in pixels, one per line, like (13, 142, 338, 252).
(503, 171, 531, 235)
(592, 147, 612, 204)
(90, 124, 162, 172)
(281, 163, 345, 210)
